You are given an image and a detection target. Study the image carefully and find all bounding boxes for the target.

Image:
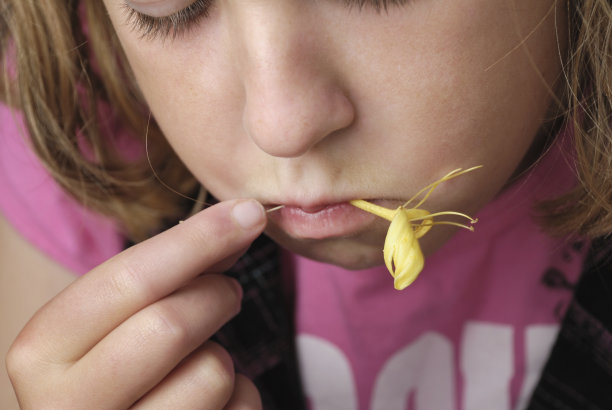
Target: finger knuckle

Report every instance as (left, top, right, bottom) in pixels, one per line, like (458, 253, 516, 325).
(5, 338, 30, 383)
(109, 250, 155, 301)
(5, 333, 44, 384)
(5, 337, 66, 408)
(140, 303, 192, 347)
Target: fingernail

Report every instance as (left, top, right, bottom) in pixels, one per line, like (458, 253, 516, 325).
(231, 200, 265, 230)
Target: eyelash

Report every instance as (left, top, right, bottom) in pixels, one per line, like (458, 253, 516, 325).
(122, 0, 213, 40)
(122, 0, 407, 41)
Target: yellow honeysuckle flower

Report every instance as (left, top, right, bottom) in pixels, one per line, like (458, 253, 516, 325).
(350, 166, 481, 290)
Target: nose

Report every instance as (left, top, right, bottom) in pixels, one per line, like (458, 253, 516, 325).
(232, 2, 355, 158)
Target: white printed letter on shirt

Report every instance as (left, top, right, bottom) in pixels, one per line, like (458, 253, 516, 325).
(371, 332, 455, 410)
(461, 322, 513, 410)
(297, 334, 358, 410)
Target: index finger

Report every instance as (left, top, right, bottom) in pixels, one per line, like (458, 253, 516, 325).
(19, 199, 266, 362)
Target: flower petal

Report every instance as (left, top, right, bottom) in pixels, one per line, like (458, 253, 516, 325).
(392, 236, 424, 290)
(383, 210, 425, 290)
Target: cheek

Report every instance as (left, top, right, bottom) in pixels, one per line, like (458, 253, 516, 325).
(339, 0, 566, 223)
(104, 4, 231, 134)
(108, 18, 248, 190)
(373, 0, 562, 181)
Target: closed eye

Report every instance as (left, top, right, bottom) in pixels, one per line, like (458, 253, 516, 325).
(121, 0, 411, 41)
(343, 0, 412, 12)
(121, 0, 213, 40)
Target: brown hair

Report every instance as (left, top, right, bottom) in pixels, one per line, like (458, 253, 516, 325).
(0, 0, 611, 241)
(538, 0, 612, 238)
(0, 0, 198, 241)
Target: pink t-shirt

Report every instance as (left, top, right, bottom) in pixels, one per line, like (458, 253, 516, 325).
(291, 132, 586, 410)
(0, 104, 122, 274)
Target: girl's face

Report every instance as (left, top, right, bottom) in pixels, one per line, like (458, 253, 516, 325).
(103, 0, 566, 269)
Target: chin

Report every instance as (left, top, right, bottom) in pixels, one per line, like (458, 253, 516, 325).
(266, 230, 385, 270)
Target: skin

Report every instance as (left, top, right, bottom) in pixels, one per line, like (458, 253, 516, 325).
(6, 200, 267, 409)
(105, 0, 567, 269)
(5, 0, 568, 408)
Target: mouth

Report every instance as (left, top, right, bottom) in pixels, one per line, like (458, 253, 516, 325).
(265, 199, 400, 240)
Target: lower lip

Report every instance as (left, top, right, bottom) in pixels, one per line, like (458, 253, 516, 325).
(267, 202, 379, 240)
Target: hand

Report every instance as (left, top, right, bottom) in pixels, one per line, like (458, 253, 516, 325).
(6, 200, 266, 409)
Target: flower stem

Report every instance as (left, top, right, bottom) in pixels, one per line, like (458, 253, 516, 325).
(349, 200, 396, 221)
